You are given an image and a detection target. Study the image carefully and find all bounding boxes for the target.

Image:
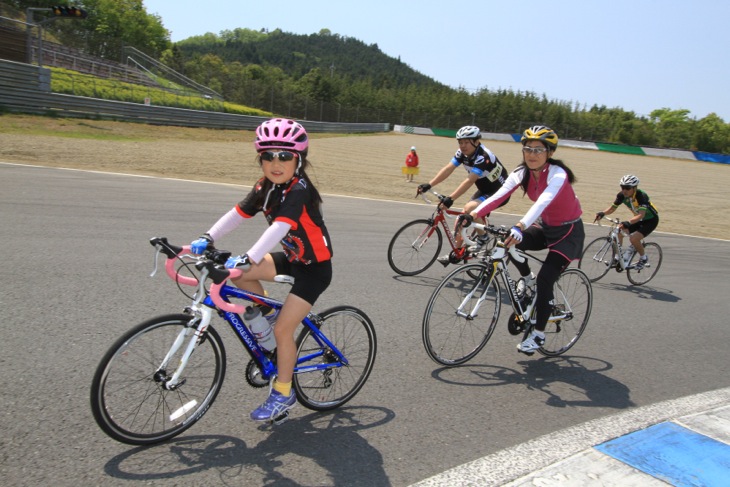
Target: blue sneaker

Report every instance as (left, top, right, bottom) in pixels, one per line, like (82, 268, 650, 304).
(250, 388, 296, 422)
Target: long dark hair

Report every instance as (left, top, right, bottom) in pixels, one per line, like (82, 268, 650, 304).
(253, 153, 323, 213)
(517, 156, 577, 193)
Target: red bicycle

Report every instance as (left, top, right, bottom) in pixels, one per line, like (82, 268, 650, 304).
(387, 190, 495, 276)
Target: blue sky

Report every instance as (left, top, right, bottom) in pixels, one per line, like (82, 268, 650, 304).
(143, 0, 729, 121)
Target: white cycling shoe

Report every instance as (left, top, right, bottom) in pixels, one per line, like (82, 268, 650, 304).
(517, 330, 545, 354)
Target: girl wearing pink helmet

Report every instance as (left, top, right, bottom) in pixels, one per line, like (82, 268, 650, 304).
(190, 118, 333, 421)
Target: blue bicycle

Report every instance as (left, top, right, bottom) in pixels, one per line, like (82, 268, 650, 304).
(90, 237, 377, 445)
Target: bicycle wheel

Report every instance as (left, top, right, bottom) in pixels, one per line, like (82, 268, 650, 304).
(627, 242, 663, 285)
(90, 314, 226, 445)
(539, 268, 593, 356)
(422, 263, 501, 366)
(578, 237, 614, 282)
(294, 306, 377, 411)
(387, 219, 442, 276)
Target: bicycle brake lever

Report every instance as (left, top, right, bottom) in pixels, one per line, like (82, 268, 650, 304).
(150, 248, 161, 277)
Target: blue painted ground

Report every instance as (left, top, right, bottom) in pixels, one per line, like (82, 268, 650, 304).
(596, 422, 730, 487)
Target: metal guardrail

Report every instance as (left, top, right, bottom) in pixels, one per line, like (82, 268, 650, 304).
(0, 59, 390, 134)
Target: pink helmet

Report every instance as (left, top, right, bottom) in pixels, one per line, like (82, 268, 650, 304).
(254, 118, 309, 155)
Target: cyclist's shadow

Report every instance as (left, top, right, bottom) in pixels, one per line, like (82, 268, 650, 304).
(596, 281, 680, 303)
(103, 405, 394, 486)
(433, 355, 634, 409)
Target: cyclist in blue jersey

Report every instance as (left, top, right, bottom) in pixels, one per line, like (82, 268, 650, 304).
(595, 174, 659, 270)
(417, 125, 509, 265)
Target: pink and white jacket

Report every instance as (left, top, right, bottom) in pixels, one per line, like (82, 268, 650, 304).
(475, 163, 582, 228)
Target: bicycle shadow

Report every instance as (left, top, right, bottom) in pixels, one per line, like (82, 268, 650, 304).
(103, 405, 394, 486)
(431, 355, 634, 410)
(391, 273, 443, 289)
(593, 281, 681, 303)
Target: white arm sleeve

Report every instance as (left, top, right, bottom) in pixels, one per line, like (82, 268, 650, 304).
(246, 221, 292, 264)
(206, 207, 246, 241)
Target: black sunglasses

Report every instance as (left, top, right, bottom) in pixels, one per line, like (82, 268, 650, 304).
(259, 151, 297, 162)
(620, 185, 634, 190)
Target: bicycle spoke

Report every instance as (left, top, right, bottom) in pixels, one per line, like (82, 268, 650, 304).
(387, 219, 442, 276)
(579, 237, 614, 282)
(539, 269, 592, 356)
(91, 315, 225, 445)
(294, 307, 376, 411)
(627, 242, 663, 285)
(423, 264, 500, 366)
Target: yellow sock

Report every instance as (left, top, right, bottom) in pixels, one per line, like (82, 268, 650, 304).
(273, 380, 292, 397)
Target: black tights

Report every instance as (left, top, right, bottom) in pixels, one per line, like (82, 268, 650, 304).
(511, 251, 570, 332)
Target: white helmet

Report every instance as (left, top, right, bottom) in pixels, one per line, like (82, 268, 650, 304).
(456, 126, 481, 140)
(619, 174, 640, 187)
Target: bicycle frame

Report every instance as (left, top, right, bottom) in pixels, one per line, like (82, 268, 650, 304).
(456, 246, 535, 321)
(420, 189, 484, 258)
(596, 218, 633, 270)
(211, 283, 349, 375)
(426, 206, 465, 255)
(460, 226, 574, 325)
(152, 242, 348, 391)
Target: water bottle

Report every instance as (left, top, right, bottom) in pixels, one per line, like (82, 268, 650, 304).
(622, 245, 634, 264)
(244, 306, 276, 352)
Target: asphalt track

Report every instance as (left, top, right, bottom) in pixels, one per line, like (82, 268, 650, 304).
(2, 163, 729, 486)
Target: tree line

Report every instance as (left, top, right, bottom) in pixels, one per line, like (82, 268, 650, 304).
(4, 0, 729, 153)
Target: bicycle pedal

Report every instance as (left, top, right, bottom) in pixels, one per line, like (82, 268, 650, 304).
(271, 411, 290, 425)
(518, 349, 535, 356)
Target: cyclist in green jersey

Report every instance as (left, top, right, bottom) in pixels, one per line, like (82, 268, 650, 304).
(594, 174, 659, 270)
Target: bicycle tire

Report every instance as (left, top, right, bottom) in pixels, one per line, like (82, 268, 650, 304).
(90, 314, 226, 445)
(539, 268, 593, 356)
(422, 263, 501, 366)
(387, 219, 442, 276)
(294, 306, 377, 411)
(627, 242, 663, 285)
(578, 237, 614, 282)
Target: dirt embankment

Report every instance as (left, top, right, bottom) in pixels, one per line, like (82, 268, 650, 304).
(1, 114, 728, 240)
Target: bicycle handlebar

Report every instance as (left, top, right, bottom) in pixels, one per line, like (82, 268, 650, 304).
(150, 237, 247, 314)
(417, 188, 446, 205)
(459, 221, 507, 244)
(594, 215, 623, 226)
(458, 223, 526, 262)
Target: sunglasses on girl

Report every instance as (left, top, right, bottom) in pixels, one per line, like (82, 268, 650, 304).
(620, 185, 634, 190)
(259, 151, 297, 162)
(522, 146, 548, 155)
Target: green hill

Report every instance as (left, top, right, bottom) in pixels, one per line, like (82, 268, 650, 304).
(176, 28, 446, 91)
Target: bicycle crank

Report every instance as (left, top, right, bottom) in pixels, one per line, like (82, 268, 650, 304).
(447, 248, 467, 264)
(507, 313, 526, 335)
(245, 359, 270, 388)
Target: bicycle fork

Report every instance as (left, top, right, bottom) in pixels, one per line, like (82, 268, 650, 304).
(157, 305, 214, 390)
(455, 267, 496, 320)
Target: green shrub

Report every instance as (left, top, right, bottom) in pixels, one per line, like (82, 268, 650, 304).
(49, 68, 270, 117)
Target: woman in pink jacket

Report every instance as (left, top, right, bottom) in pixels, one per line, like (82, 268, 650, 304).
(462, 126, 584, 354)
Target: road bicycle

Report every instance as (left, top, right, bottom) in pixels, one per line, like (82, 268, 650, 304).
(422, 224, 593, 366)
(90, 237, 377, 445)
(387, 190, 496, 276)
(578, 216, 663, 285)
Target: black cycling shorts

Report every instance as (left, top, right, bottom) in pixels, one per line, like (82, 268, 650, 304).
(271, 252, 332, 305)
(519, 219, 586, 262)
(628, 216, 659, 238)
